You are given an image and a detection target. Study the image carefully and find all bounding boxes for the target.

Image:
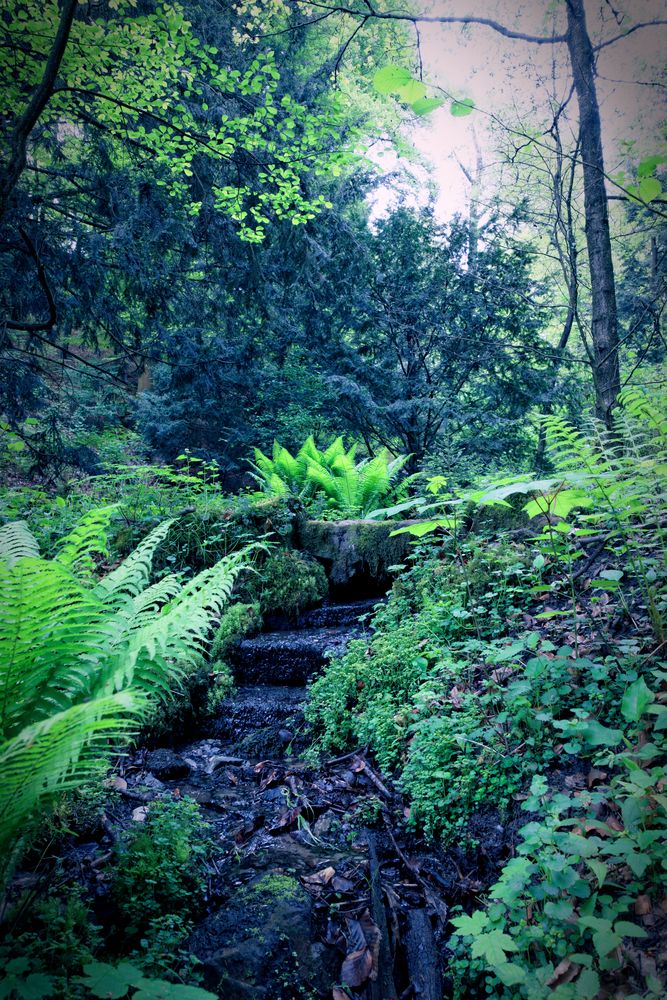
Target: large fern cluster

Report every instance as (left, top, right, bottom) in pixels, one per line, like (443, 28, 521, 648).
(252, 435, 409, 518)
(0, 508, 249, 886)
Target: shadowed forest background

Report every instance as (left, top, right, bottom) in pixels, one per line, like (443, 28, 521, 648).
(0, 2, 666, 999)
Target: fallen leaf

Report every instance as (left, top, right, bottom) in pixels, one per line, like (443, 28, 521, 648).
(546, 958, 581, 987)
(268, 805, 302, 834)
(332, 876, 355, 892)
(359, 910, 381, 980)
(635, 894, 651, 915)
(340, 947, 372, 988)
(106, 776, 127, 792)
(302, 867, 335, 887)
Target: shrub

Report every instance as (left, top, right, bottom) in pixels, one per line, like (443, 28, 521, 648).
(251, 435, 409, 518)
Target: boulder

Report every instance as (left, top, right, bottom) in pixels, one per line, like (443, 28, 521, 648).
(297, 519, 414, 589)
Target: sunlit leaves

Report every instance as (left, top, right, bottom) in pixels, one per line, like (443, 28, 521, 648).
(450, 97, 475, 117)
(372, 64, 453, 117)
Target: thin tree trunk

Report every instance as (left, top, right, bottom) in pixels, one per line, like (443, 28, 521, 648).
(0, 0, 78, 221)
(566, 0, 620, 428)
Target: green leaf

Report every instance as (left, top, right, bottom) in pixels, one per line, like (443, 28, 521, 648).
(19, 975, 56, 1000)
(77, 960, 146, 998)
(639, 176, 662, 202)
(390, 519, 452, 537)
(637, 154, 667, 178)
(470, 929, 518, 965)
(576, 719, 624, 747)
(621, 677, 654, 722)
(395, 79, 427, 104)
(450, 98, 475, 117)
(450, 910, 489, 935)
(585, 858, 608, 886)
(373, 65, 413, 94)
(411, 96, 445, 116)
(133, 981, 217, 1000)
(593, 928, 621, 957)
(494, 962, 526, 986)
(614, 921, 647, 939)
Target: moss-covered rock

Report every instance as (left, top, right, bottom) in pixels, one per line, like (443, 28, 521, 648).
(248, 549, 328, 617)
(297, 519, 414, 587)
(189, 872, 329, 999)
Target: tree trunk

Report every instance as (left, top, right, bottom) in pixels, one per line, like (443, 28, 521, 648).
(0, 0, 78, 221)
(566, 0, 620, 428)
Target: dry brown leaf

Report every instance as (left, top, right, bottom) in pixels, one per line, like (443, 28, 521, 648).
(302, 866, 335, 887)
(340, 947, 372, 988)
(332, 876, 355, 892)
(546, 958, 581, 987)
(359, 910, 381, 981)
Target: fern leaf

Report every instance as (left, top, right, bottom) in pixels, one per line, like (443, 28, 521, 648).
(0, 520, 39, 566)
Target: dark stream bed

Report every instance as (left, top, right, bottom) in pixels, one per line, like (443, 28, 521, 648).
(43, 597, 519, 999)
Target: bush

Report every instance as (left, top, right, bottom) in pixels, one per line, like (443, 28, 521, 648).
(251, 435, 409, 518)
(0, 510, 249, 888)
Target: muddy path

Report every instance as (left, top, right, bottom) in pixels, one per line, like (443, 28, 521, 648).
(86, 598, 516, 999)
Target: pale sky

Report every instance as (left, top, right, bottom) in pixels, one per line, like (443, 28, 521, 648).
(367, 0, 667, 221)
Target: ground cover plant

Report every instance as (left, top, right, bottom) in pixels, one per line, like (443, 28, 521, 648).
(305, 390, 667, 995)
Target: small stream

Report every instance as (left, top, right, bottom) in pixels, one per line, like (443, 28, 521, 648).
(88, 592, 515, 998)
(114, 597, 404, 997)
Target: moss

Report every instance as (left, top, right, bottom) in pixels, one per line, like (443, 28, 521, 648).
(249, 550, 328, 617)
(297, 519, 413, 585)
(239, 874, 302, 907)
(211, 602, 262, 662)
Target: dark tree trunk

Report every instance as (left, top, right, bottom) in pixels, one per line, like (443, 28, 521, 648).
(0, 0, 78, 221)
(566, 0, 620, 428)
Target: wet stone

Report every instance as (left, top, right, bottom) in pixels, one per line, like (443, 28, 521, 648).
(146, 748, 191, 780)
(189, 873, 330, 999)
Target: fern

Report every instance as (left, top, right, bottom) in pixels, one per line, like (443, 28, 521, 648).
(251, 436, 408, 517)
(0, 514, 250, 887)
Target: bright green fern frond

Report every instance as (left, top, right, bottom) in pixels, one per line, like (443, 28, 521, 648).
(0, 520, 39, 566)
(95, 518, 175, 602)
(54, 505, 117, 572)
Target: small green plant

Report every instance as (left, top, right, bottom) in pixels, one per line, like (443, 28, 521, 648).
(76, 961, 216, 999)
(448, 671, 667, 999)
(113, 797, 213, 937)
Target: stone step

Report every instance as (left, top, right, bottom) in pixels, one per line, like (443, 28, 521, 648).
(229, 624, 362, 685)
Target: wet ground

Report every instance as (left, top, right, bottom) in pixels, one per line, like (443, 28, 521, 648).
(88, 597, 517, 999)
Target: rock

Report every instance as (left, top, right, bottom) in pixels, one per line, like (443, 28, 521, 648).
(146, 748, 190, 780)
(131, 806, 148, 822)
(137, 773, 165, 792)
(189, 872, 330, 999)
(312, 811, 337, 837)
(297, 519, 414, 588)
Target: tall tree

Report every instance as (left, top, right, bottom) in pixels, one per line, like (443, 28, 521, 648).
(282, 0, 666, 427)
